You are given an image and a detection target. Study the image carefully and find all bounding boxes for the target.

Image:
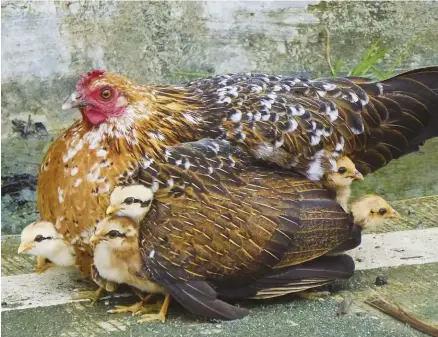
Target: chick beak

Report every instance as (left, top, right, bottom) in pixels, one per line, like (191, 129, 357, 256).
(62, 92, 88, 110)
(389, 210, 400, 219)
(89, 235, 100, 248)
(353, 170, 364, 181)
(17, 242, 33, 254)
(106, 206, 120, 215)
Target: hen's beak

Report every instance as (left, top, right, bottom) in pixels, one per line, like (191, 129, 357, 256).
(106, 206, 120, 215)
(353, 170, 364, 181)
(62, 92, 87, 110)
(18, 242, 33, 254)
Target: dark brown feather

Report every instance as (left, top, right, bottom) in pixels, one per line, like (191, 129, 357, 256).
(132, 139, 358, 319)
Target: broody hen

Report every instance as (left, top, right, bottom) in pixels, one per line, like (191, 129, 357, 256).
(89, 139, 402, 321)
(37, 67, 438, 275)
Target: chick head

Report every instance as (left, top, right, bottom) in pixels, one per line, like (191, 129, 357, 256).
(107, 184, 154, 223)
(350, 195, 400, 231)
(18, 221, 74, 265)
(326, 156, 364, 188)
(90, 216, 138, 251)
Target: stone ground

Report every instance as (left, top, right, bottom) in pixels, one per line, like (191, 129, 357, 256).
(2, 196, 438, 337)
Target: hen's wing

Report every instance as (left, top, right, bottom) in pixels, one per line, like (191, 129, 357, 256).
(179, 67, 438, 178)
(134, 139, 357, 319)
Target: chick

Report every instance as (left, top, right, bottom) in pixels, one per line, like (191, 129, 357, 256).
(350, 194, 400, 231)
(106, 184, 154, 223)
(18, 221, 75, 273)
(323, 156, 364, 211)
(90, 216, 169, 323)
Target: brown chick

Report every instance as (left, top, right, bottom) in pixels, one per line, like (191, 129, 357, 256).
(90, 216, 169, 323)
(350, 195, 400, 231)
(323, 156, 364, 211)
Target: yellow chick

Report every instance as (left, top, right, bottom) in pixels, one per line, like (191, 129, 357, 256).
(106, 184, 154, 223)
(323, 156, 364, 211)
(18, 221, 76, 273)
(350, 194, 400, 231)
(90, 215, 169, 323)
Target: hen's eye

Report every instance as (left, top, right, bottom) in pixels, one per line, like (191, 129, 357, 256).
(34, 235, 44, 242)
(107, 230, 124, 238)
(338, 167, 347, 174)
(100, 88, 112, 100)
(124, 197, 135, 205)
(379, 208, 387, 215)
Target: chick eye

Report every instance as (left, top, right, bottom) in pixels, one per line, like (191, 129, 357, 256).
(34, 235, 44, 242)
(124, 197, 135, 205)
(337, 167, 347, 174)
(107, 230, 124, 238)
(100, 88, 112, 100)
(141, 199, 152, 208)
(379, 208, 387, 215)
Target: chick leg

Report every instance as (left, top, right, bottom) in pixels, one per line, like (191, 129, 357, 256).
(138, 293, 171, 323)
(109, 293, 153, 316)
(35, 256, 53, 274)
(297, 290, 331, 300)
(71, 286, 105, 305)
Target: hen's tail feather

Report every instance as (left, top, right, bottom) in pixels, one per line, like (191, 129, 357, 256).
(352, 67, 438, 174)
(217, 255, 355, 300)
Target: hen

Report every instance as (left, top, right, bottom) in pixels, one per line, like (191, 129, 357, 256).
(37, 67, 438, 275)
(89, 139, 402, 320)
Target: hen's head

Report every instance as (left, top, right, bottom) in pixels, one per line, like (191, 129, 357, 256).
(90, 216, 138, 251)
(107, 184, 154, 223)
(350, 195, 400, 231)
(325, 156, 364, 188)
(62, 70, 139, 125)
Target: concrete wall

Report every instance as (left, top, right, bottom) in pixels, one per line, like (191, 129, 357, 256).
(2, 0, 438, 233)
(2, 1, 438, 136)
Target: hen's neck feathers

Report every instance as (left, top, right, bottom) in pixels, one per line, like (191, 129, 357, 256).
(78, 85, 205, 157)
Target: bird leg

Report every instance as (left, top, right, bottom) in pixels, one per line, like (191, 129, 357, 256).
(109, 292, 153, 316)
(35, 256, 53, 274)
(138, 293, 171, 323)
(297, 290, 331, 300)
(71, 286, 106, 305)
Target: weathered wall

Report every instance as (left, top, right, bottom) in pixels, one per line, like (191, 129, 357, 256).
(2, 1, 438, 136)
(2, 1, 438, 233)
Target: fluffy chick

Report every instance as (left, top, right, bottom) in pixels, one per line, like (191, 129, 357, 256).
(350, 195, 400, 231)
(18, 221, 75, 273)
(106, 185, 154, 223)
(90, 216, 169, 323)
(323, 156, 364, 211)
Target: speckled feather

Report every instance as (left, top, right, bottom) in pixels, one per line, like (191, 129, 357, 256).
(37, 67, 438, 276)
(182, 69, 438, 177)
(130, 139, 356, 319)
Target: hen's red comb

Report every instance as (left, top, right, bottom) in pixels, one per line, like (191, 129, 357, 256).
(76, 70, 106, 90)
